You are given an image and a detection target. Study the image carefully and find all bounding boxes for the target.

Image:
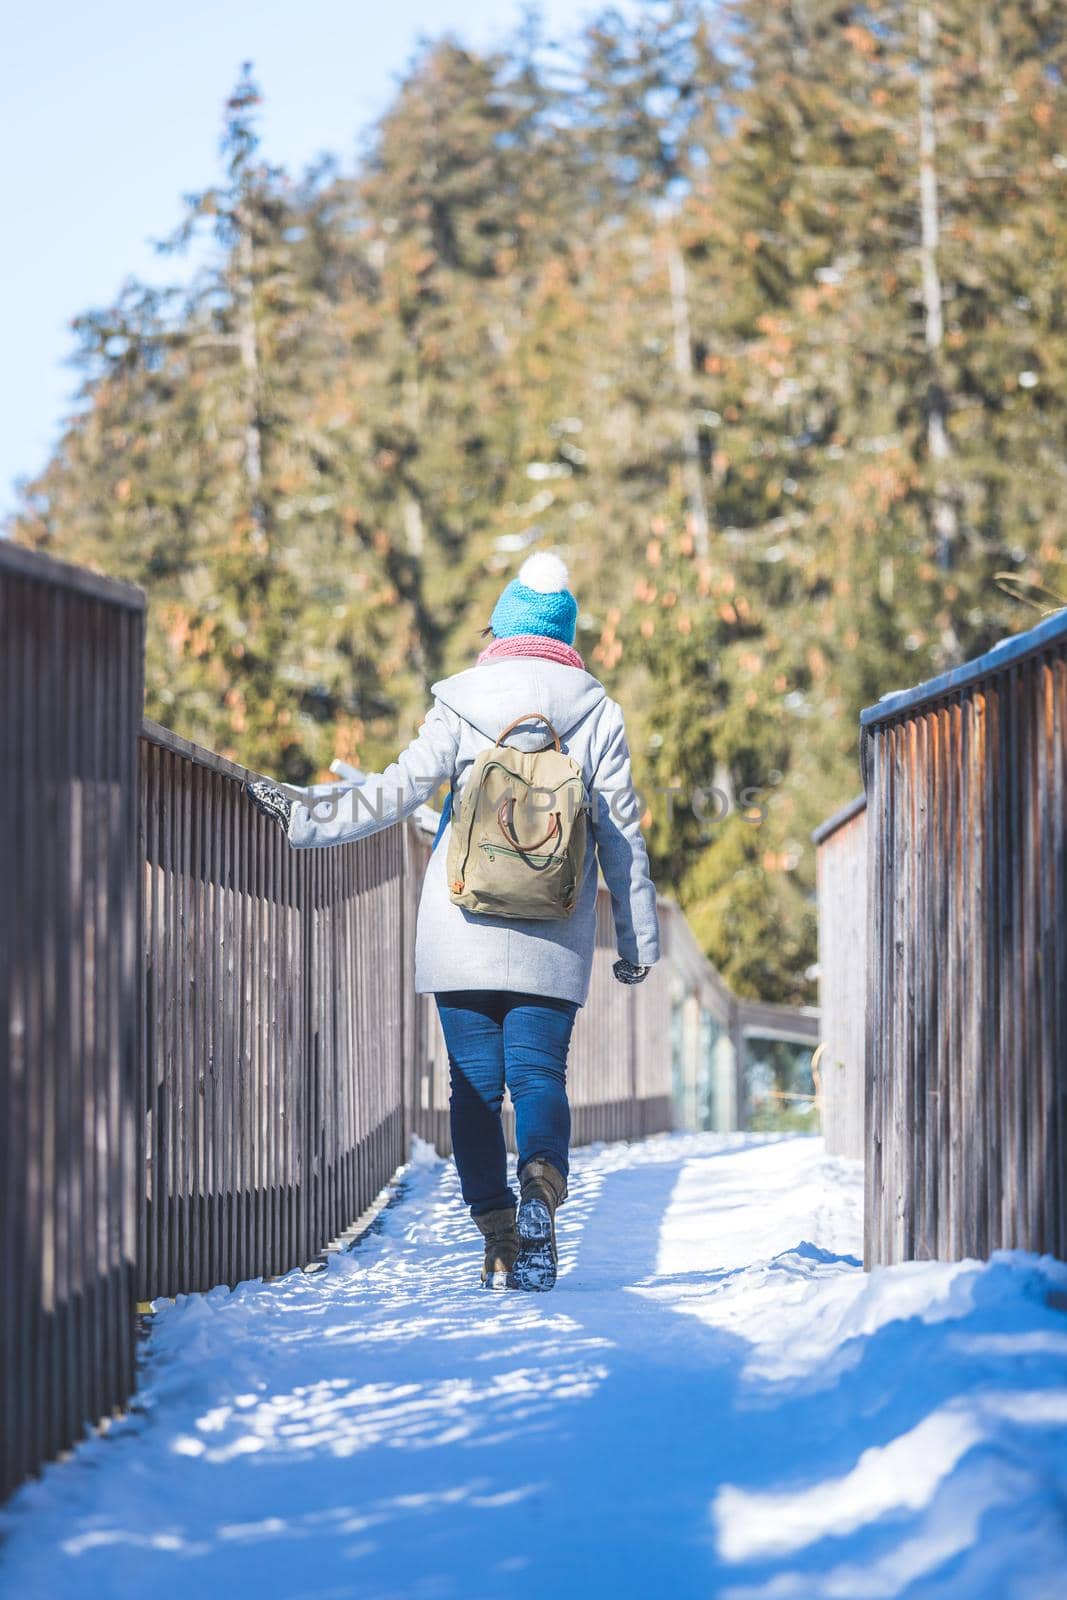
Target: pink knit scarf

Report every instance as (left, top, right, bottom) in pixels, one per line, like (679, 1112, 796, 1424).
(477, 633, 586, 671)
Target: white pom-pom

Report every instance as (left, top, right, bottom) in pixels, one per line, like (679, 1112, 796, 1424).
(518, 552, 570, 593)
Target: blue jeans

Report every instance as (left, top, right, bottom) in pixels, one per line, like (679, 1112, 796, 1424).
(435, 990, 579, 1217)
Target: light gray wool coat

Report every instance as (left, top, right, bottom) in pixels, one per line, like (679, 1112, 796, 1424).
(286, 657, 660, 1005)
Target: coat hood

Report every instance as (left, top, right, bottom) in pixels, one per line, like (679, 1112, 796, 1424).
(431, 658, 607, 751)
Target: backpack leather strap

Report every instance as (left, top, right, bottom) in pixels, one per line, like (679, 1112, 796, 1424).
(495, 711, 561, 752)
(497, 796, 562, 854)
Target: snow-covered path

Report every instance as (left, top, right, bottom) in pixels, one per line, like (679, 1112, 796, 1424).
(3, 1134, 1067, 1600)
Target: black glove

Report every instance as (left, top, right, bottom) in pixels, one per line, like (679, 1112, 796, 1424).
(245, 780, 294, 832)
(613, 958, 650, 985)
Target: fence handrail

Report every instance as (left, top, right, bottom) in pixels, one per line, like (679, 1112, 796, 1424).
(0, 539, 145, 611)
(860, 607, 1067, 728)
(735, 997, 820, 1043)
(141, 716, 267, 784)
(810, 793, 866, 847)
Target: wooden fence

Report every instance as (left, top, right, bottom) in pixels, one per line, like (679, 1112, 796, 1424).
(1, 544, 145, 1500)
(861, 609, 1067, 1267)
(138, 723, 409, 1301)
(812, 796, 867, 1160)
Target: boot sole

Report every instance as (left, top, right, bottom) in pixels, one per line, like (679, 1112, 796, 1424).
(512, 1198, 557, 1292)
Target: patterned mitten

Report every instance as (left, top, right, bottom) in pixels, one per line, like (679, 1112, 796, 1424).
(245, 780, 294, 833)
(613, 958, 651, 985)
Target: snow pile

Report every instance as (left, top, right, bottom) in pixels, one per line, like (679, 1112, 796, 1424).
(2, 1134, 1066, 1599)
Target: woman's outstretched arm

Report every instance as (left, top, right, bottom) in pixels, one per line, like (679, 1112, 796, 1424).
(285, 701, 461, 849)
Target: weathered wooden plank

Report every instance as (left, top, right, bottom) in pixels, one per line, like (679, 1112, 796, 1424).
(813, 803, 866, 1160)
(1, 545, 143, 1499)
(861, 611, 1067, 1266)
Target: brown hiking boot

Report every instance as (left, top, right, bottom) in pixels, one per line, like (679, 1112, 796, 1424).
(513, 1159, 567, 1293)
(474, 1207, 520, 1289)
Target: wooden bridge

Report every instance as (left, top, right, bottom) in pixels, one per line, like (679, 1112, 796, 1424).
(1, 543, 818, 1500)
(4, 541, 1065, 1507)
(4, 541, 1065, 1503)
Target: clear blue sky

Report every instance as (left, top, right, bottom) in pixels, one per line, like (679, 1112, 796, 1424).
(2, 0, 615, 518)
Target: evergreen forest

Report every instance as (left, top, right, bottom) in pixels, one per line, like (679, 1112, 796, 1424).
(10, 1, 1067, 1002)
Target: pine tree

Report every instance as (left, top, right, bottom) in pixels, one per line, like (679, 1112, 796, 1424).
(13, 68, 423, 777)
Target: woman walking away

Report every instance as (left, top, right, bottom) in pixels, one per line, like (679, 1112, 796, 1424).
(247, 554, 659, 1291)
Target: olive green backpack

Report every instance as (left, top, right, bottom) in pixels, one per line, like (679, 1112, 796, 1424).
(446, 712, 589, 920)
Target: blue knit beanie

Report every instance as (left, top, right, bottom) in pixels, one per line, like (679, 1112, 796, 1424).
(489, 553, 578, 644)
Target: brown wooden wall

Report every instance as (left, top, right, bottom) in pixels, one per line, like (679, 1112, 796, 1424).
(862, 612, 1067, 1267)
(813, 797, 868, 1161)
(1, 545, 145, 1500)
